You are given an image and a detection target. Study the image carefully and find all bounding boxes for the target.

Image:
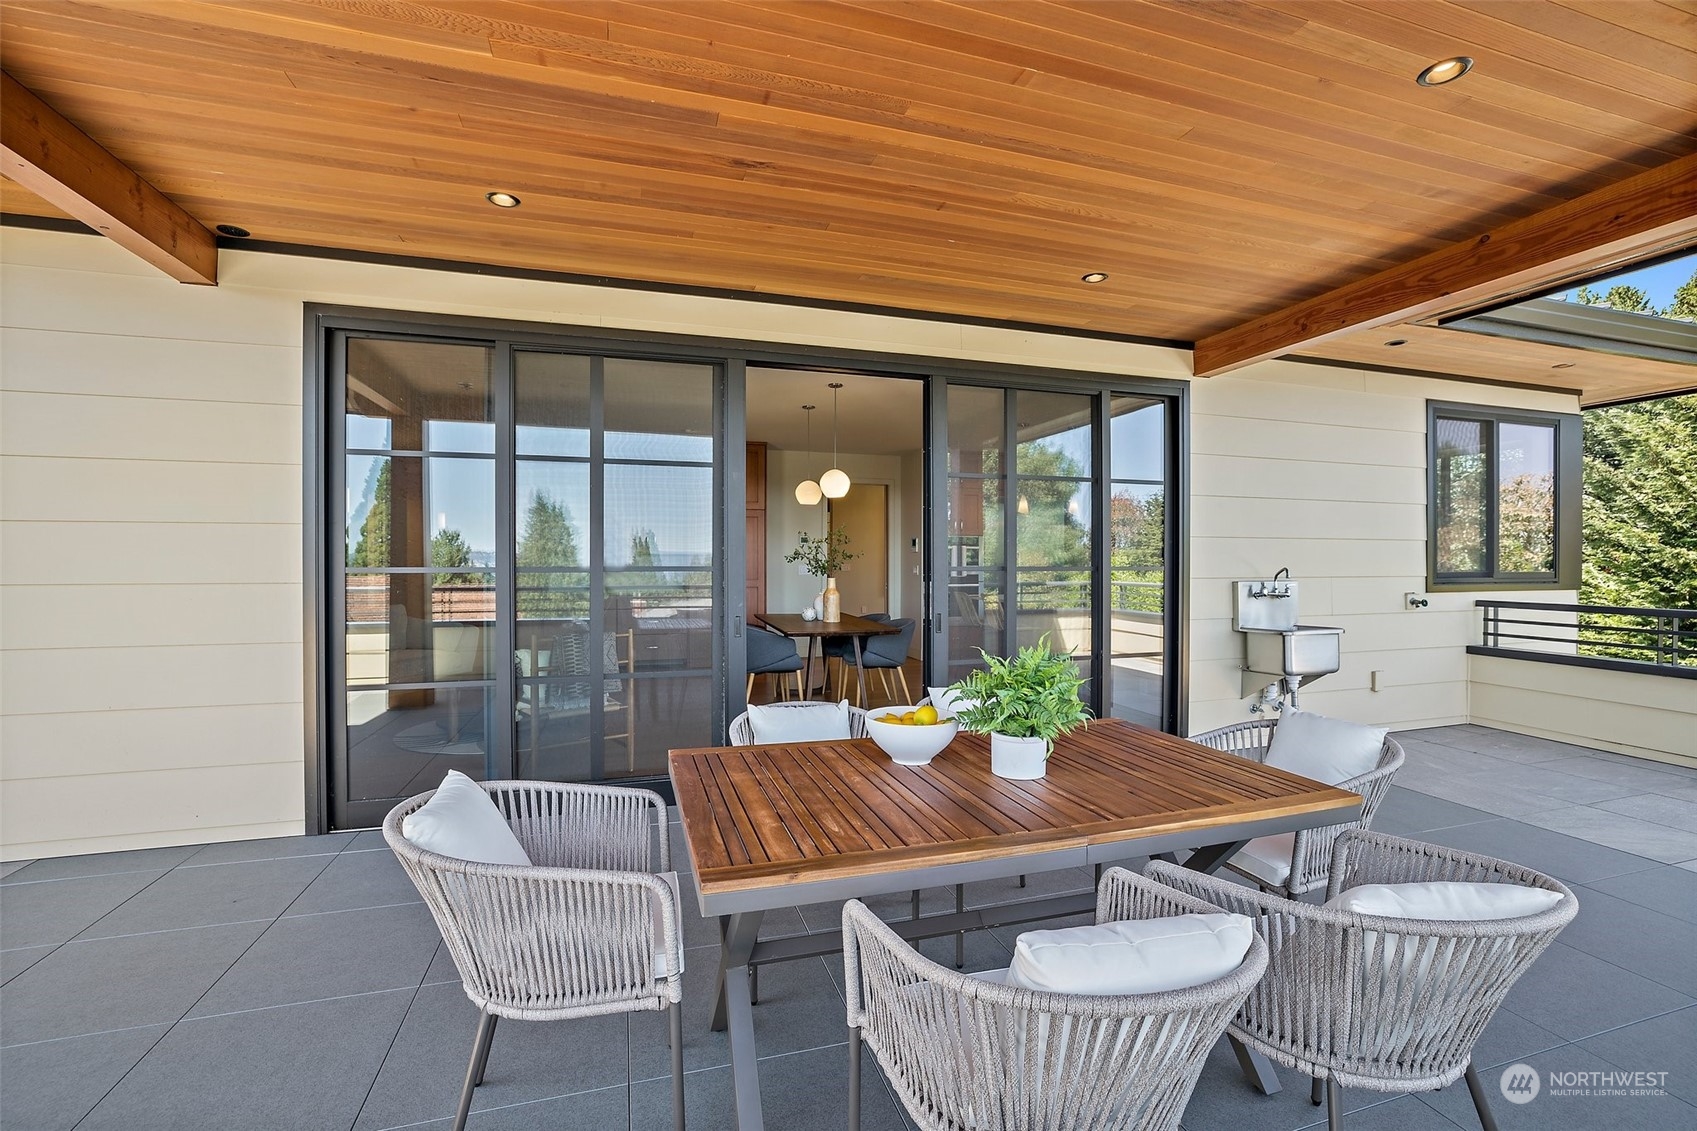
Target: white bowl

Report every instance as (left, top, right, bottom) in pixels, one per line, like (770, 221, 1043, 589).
(866, 707, 960, 766)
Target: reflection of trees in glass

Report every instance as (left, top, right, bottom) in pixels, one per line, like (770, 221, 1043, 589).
(430, 528, 479, 586)
(1497, 474, 1555, 574)
(516, 492, 584, 618)
(348, 460, 391, 567)
(1434, 439, 1487, 574)
(1110, 491, 1164, 613)
(999, 444, 1090, 569)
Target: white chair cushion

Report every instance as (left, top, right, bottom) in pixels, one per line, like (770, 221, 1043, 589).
(1230, 833, 1294, 887)
(1325, 881, 1565, 921)
(747, 699, 853, 743)
(1265, 710, 1388, 785)
(401, 770, 533, 867)
(926, 686, 977, 718)
(1007, 913, 1255, 996)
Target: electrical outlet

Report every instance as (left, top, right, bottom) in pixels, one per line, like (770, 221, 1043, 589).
(1370, 670, 1386, 692)
(1406, 592, 1429, 610)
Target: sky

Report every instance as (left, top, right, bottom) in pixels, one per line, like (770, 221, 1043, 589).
(1552, 252, 1694, 312)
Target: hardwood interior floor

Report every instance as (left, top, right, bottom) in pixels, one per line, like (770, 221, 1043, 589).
(747, 654, 926, 710)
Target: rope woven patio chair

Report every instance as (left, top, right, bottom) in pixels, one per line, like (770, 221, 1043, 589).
(1189, 718, 1405, 898)
(1146, 829, 1577, 1130)
(727, 702, 870, 745)
(843, 867, 1269, 1131)
(384, 780, 686, 1131)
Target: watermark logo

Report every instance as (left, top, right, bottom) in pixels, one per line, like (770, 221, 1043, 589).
(1500, 1064, 1541, 1104)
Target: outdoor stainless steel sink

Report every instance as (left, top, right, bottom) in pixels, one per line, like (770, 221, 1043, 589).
(1243, 625, 1344, 679)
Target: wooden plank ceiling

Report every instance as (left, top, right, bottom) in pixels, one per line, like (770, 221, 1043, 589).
(2, 0, 1694, 404)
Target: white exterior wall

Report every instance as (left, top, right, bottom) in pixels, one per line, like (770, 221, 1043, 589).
(1185, 365, 1579, 735)
(1470, 654, 1696, 769)
(1, 226, 1580, 857)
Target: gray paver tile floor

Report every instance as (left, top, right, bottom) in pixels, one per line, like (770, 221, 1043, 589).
(2, 725, 1693, 1129)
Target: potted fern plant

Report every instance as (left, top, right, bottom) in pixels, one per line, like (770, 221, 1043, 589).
(948, 636, 1091, 779)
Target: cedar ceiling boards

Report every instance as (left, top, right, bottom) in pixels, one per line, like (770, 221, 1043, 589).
(1, 1, 1694, 403)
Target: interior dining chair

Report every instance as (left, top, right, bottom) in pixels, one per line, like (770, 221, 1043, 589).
(843, 867, 1268, 1131)
(385, 780, 686, 1131)
(841, 617, 916, 707)
(1189, 716, 1404, 898)
(822, 611, 888, 700)
(745, 625, 806, 702)
(1148, 830, 1577, 1130)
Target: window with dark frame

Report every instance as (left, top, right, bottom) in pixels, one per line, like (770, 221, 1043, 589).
(1427, 401, 1581, 590)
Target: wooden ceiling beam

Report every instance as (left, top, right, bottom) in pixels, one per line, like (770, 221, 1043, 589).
(1194, 153, 1697, 377)
(1, 70, 216, 284)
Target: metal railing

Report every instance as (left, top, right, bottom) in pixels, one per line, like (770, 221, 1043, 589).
(1473, 600, 1697, 677)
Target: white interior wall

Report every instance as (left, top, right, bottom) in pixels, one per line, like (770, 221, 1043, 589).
(763, 449, 905, 617)
(1, 225, 1588, 857)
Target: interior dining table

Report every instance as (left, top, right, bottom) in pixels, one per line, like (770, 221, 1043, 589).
(751, 611, 901, 703)
(669, 716, 1364, 1131)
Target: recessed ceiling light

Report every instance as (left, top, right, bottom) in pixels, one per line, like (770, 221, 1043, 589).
(1080, 272, 1110, 284)
(1416, 57, 1473, 86)
(1385, 338, 1408, 347)
(215, 224, 250, 238)
(485, 191, 521, 208)
(1551, 362, 1575, 369)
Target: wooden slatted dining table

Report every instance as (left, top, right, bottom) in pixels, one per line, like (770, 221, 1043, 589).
(669, 717, 1362, 1131)
(752, 612, 901, 703)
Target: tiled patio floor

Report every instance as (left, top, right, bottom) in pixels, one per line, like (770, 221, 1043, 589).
(3, 725, 1694, 1130)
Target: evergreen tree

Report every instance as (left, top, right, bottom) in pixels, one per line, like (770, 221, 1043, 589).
(430, 528, 478, 587)
(1664, 271, 1697, 322)
(348, 460, 392, 567)
(516, 492, 583, 618)
(1582, 395, 1697, 613)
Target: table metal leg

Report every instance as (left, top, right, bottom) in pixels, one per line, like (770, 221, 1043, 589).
(850, 635, 866, 707)
(710, 912, 767, 1130)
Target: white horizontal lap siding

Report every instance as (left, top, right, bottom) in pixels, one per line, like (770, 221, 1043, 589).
(1469, 655, 1696, 768)
(2, 235, 308, 859)
(1185, 364, 1579, 736)
(0, 227, 1191, 859)
(0, 228, 1598, 855)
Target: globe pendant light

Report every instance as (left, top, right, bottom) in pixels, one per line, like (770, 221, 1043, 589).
(820, 382, 852, 499)
(794, 404, 823, 505)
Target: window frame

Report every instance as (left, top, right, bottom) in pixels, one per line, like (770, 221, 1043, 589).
(1426, 400, 1581, 591)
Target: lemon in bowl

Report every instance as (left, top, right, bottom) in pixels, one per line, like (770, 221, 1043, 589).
(866, 704, 959, 766)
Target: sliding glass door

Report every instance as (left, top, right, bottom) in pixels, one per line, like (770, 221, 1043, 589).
(934, 381, 1173, 728)
(328, 332, 724, 830)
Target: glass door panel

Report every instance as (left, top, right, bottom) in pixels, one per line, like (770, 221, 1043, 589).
(1108, 395, 1167, 728)
(339, 338, 496, 827)
(1014, 390, 1096, 693)
(512, 351, 719, 783)
(945, 387, 1005, 678)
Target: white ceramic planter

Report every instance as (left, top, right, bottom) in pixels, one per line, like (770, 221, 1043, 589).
(990, 732, 1050, 779)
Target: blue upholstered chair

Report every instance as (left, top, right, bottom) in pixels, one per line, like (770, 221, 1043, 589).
(746, 626, 805, 702)
(842, 617, 916, 706)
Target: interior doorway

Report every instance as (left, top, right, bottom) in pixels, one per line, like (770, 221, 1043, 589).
(829, 485, 888, 617)
(743, 367, 925, 707)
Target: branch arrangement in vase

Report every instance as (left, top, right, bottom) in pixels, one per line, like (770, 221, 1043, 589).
(784, 528, 859, 576)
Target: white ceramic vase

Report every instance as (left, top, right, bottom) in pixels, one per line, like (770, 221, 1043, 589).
(990, 732, 1049, 779)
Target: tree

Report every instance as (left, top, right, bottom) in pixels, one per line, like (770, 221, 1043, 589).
(1582, 395, 1697, 612)
(430, 528, 478, 587)
(1664, 272, 1697, 323)
(516, 492, 583, 618)
(348, 460, 392, 567)
(1602, 284, 1654, 313)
